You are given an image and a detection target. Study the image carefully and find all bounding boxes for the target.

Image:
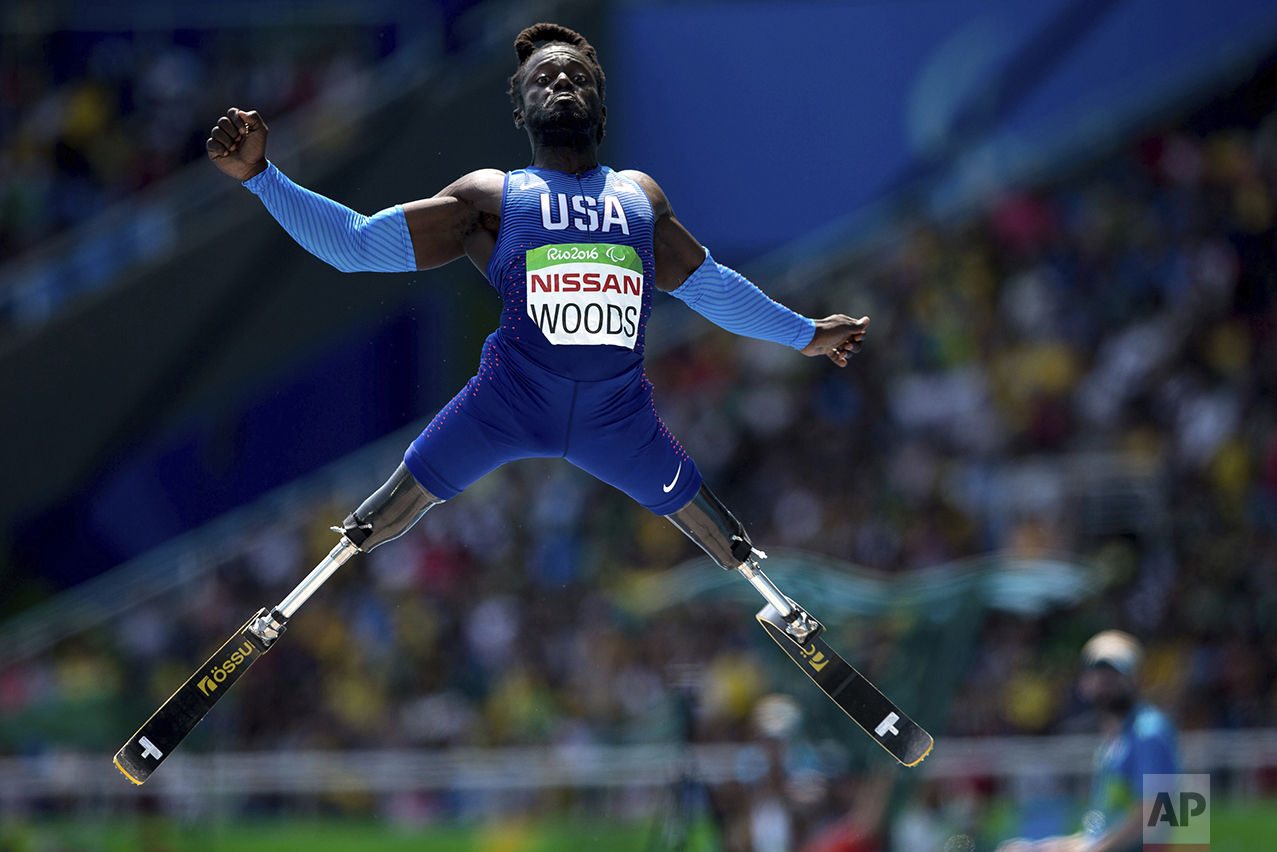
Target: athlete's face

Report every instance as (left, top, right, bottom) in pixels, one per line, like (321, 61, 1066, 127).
(1079, 665, 1135, 715)
(515, 47, 605, 146)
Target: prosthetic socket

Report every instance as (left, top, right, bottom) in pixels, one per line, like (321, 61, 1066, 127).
(664, 483, 756, 570)
(340, 462, 442, 552)
(665, 482, 821, 642)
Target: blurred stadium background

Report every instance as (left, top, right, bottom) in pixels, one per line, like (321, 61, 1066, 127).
(2, 0, 1277, 849)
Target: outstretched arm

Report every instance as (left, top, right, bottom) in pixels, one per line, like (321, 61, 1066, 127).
(620, 169, 868, 366)
(207, 108, 501, 273)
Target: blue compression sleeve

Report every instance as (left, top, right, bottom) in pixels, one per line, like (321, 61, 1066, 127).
(243, 161, 416, 273)
(669, 249, 816, 349)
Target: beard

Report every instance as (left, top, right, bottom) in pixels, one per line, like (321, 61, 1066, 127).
(1093, 689, 1135, 717)
(525, 96, 600, 147)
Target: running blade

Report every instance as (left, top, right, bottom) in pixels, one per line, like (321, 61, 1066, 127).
(756, 604, 932, 766)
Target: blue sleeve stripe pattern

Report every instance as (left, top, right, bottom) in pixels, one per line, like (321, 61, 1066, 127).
(669, 249, 816, 349)
(243, 161, 415, 274)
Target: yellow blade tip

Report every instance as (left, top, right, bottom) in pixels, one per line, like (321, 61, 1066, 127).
(902, 738, 934, 768)
(114, 755, 144, 785)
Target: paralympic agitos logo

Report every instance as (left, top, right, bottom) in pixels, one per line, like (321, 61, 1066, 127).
(196, 641, 256, 696)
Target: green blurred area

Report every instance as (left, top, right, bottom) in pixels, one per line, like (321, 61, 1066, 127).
(1210, 801, 1277, 852)
(0, 817, 668, 852)
(1, 804, 1271, 852)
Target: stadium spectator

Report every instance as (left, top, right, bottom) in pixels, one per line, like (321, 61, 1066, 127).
(996, 631, 1180, 852)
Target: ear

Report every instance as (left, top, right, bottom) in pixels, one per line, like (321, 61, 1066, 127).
(513, 107, 524, 129)
(596, 105, 607, 144)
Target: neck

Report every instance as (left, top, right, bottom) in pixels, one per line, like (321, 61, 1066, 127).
(531, 141, 599, 175)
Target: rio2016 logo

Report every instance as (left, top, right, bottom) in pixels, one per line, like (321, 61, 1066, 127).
(196, 641, 255, 696)
(545, 246, 599, 262)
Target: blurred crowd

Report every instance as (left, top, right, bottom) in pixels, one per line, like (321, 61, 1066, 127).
(868, 108, 1277, 742)
(0, 22, 397, 316)
(4, 61, 1277, 852)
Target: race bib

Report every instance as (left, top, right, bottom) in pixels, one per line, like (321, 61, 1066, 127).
(526, 244, 643, 347)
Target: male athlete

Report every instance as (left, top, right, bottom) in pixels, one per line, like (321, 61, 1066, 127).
(205, 23, 868, 586)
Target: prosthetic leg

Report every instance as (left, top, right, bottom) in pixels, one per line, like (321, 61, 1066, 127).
(248, 463, 442, 641)
(117, 468, 929, 787)
(115, 462, 443, 784)
(665, 484, 933, 767)
(665, 483, 821, 643)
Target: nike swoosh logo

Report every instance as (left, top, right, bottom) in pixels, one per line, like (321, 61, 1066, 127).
(662, 461, 682, 493)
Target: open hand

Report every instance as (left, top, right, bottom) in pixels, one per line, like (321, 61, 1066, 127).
(206, 107, 269, 182)
(801, 314, 869, 367)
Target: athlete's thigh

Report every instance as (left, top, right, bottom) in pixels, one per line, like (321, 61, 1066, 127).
(404, 365, 563, 499)
(565, 373, 702, 515)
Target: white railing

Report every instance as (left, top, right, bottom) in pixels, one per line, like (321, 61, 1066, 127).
(4, 730, 1274, 803)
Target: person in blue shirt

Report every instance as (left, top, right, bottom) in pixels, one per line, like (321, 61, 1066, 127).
(998, 630, 1180, 852)
(203, 24, 867, 598)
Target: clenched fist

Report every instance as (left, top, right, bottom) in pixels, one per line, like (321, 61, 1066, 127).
(206, 107, 269, 182)
(801, 314, 870, 367)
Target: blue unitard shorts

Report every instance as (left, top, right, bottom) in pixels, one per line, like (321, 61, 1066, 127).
(403, 335, 703, 516)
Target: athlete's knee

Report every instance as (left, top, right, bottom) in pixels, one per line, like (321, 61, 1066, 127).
(341, 463, 443, 552)
(664, 482, 756, 570)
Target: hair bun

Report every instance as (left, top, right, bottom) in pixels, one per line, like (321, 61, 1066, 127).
(513, 22, 597, 64)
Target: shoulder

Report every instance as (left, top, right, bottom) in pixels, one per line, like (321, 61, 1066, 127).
(434, 169, 506, 210)
(1131, 705, 1175, 742)
(617, 169, 671, 217)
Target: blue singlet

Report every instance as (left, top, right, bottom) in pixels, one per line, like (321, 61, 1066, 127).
(402, 165, 703, 515)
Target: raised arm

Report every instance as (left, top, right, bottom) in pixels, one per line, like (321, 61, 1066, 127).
(207, 108, 503, 273)
(619, 169, 869, 366)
